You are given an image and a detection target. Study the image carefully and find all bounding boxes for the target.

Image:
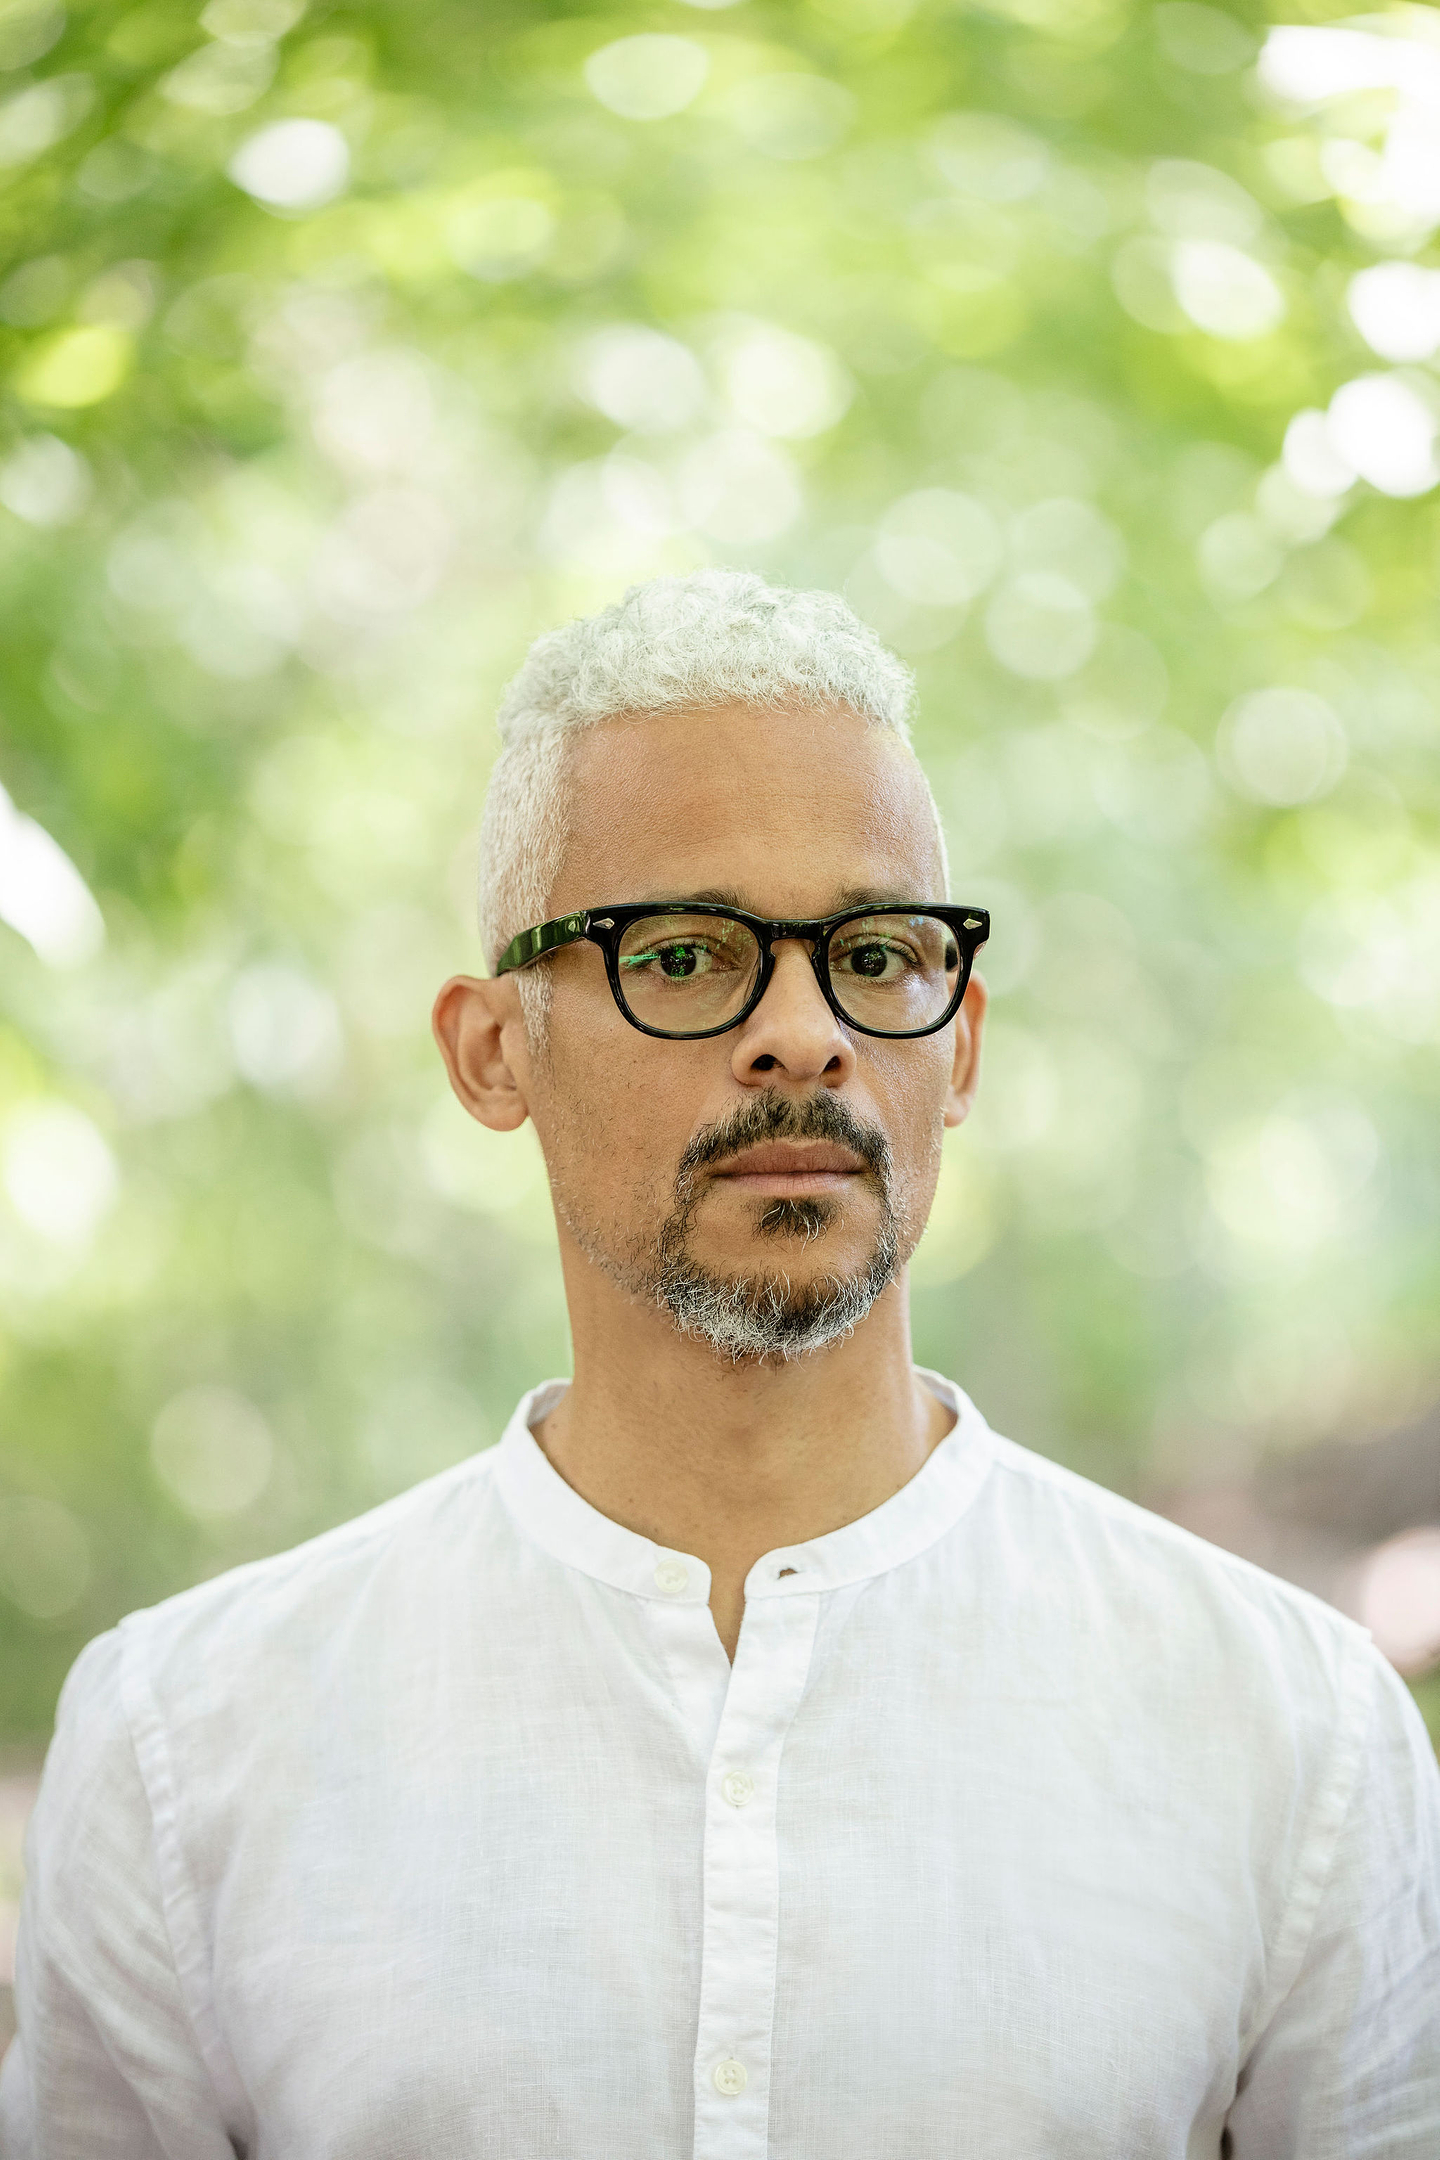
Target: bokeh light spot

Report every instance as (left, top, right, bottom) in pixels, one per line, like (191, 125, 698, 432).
(447, 195, 556, 283)
(575, 324, 707, 433)
(16, 325, 131, 408)
(163, 38, 276, 115)
(985, 573, 1096, 681)
(2, 1102, 117, 1246)
(1217, 687, 1347, 807)
(1171, 241, 1284, 341)
(721, 323, 851, 440)
(0, 74, 91, 167)
(0, 2, 65, 71)
(0, 782, 104, 966)
(0, 432, 91, 524)
(584, 36, 709, 122)
(876, 489, 1001, 607)
(228, 118, 349, 210)
(1349, 263, 1440, 364)
(151, 1386, 275, 1519)
(1326, 374, 1439, 499)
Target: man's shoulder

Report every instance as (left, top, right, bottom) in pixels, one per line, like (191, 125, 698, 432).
(972, 1419, 1375, 1700)
(113, 1443, 511, 1698)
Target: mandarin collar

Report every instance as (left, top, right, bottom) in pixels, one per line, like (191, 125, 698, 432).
(493, 1368, 996, 1608)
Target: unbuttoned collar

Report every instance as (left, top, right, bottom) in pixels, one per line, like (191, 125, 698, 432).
(493, 1369, 996, 1608)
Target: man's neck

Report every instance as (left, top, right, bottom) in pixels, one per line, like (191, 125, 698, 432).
(531, 1260, 952, 1660)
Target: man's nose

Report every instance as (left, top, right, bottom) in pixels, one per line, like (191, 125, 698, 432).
(729, 938, 857, 1088)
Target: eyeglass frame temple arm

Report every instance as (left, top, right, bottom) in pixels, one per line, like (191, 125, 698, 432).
(495, 912, 606, 976)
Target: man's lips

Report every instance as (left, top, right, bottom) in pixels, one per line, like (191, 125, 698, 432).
(710, 1141, 869, 1195)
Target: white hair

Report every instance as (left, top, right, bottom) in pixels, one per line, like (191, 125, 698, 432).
(477, 570, 944, 1033)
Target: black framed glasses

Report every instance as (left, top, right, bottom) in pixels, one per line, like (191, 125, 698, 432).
(495, 902, 989, 1041)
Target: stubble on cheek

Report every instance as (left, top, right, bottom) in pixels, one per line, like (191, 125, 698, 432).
(889, 1117, 946, 1272)
(538, 1083, 680, 1296)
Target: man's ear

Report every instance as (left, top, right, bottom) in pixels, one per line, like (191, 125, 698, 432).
(432, 974, 531, 1132)
(943, 972, 987, 1130)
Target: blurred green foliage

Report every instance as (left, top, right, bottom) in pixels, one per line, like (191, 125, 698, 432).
(1, 0, 1439, 1740)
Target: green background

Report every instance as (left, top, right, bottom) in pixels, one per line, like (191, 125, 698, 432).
(2, 0, 1439, 1745)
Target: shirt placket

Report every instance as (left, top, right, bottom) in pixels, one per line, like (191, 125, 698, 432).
(691, 1583, 819, 2160)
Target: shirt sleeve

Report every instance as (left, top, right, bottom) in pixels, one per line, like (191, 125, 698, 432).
(0, 1629, 236, 2160)
(1226, 1644, 1440, 2157)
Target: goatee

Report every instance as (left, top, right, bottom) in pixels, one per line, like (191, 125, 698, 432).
(648, 1091, 900, 1362)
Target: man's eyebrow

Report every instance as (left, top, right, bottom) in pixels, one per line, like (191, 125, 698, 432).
(628, 886, 929, 914)
(829, 886, 924, 912)
(634, 887, 748, 909)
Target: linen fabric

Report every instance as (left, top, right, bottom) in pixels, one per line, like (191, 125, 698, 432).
(3, 1370, 1438, 2159)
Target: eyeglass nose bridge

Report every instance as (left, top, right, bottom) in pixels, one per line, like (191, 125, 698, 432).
(761, 919, 827, 959)
(747, 923, 843, 1026)
(756, 920, 832, 973)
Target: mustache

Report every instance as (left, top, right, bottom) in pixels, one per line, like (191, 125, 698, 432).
(675, 1090, 891, 1192)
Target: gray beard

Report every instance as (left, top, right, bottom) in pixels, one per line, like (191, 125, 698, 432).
(563, 1091, 903, 1365)
(654, 1201, 901, 1361)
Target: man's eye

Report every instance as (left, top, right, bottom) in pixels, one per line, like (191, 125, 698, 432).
(835, 941, 911, 978)
(658, 943, 706, 977)
(622, 942, 721, 977)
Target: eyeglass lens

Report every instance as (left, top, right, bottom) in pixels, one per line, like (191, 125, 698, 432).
(615, 912, 962, 1037)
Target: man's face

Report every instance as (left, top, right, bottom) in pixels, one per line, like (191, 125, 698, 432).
(513, 700, 984, 1360)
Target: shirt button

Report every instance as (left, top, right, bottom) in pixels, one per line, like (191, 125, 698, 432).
(721, 1770, 755, 1808)
(653, 1559, 689, 1595)
(713, 2058, 748, 2096)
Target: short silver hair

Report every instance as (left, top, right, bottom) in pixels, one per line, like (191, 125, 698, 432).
(477, 570, 944, 1031)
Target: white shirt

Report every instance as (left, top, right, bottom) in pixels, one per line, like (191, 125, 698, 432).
(4, 1371, 1438, 2159)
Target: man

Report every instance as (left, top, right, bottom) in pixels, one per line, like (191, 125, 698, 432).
(4, 570, 1438, 2157)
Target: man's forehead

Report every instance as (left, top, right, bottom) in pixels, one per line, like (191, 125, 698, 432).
(561, 704, 945, 864)
(558, 702, 943, 903)
(570, 701, 932, 824)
